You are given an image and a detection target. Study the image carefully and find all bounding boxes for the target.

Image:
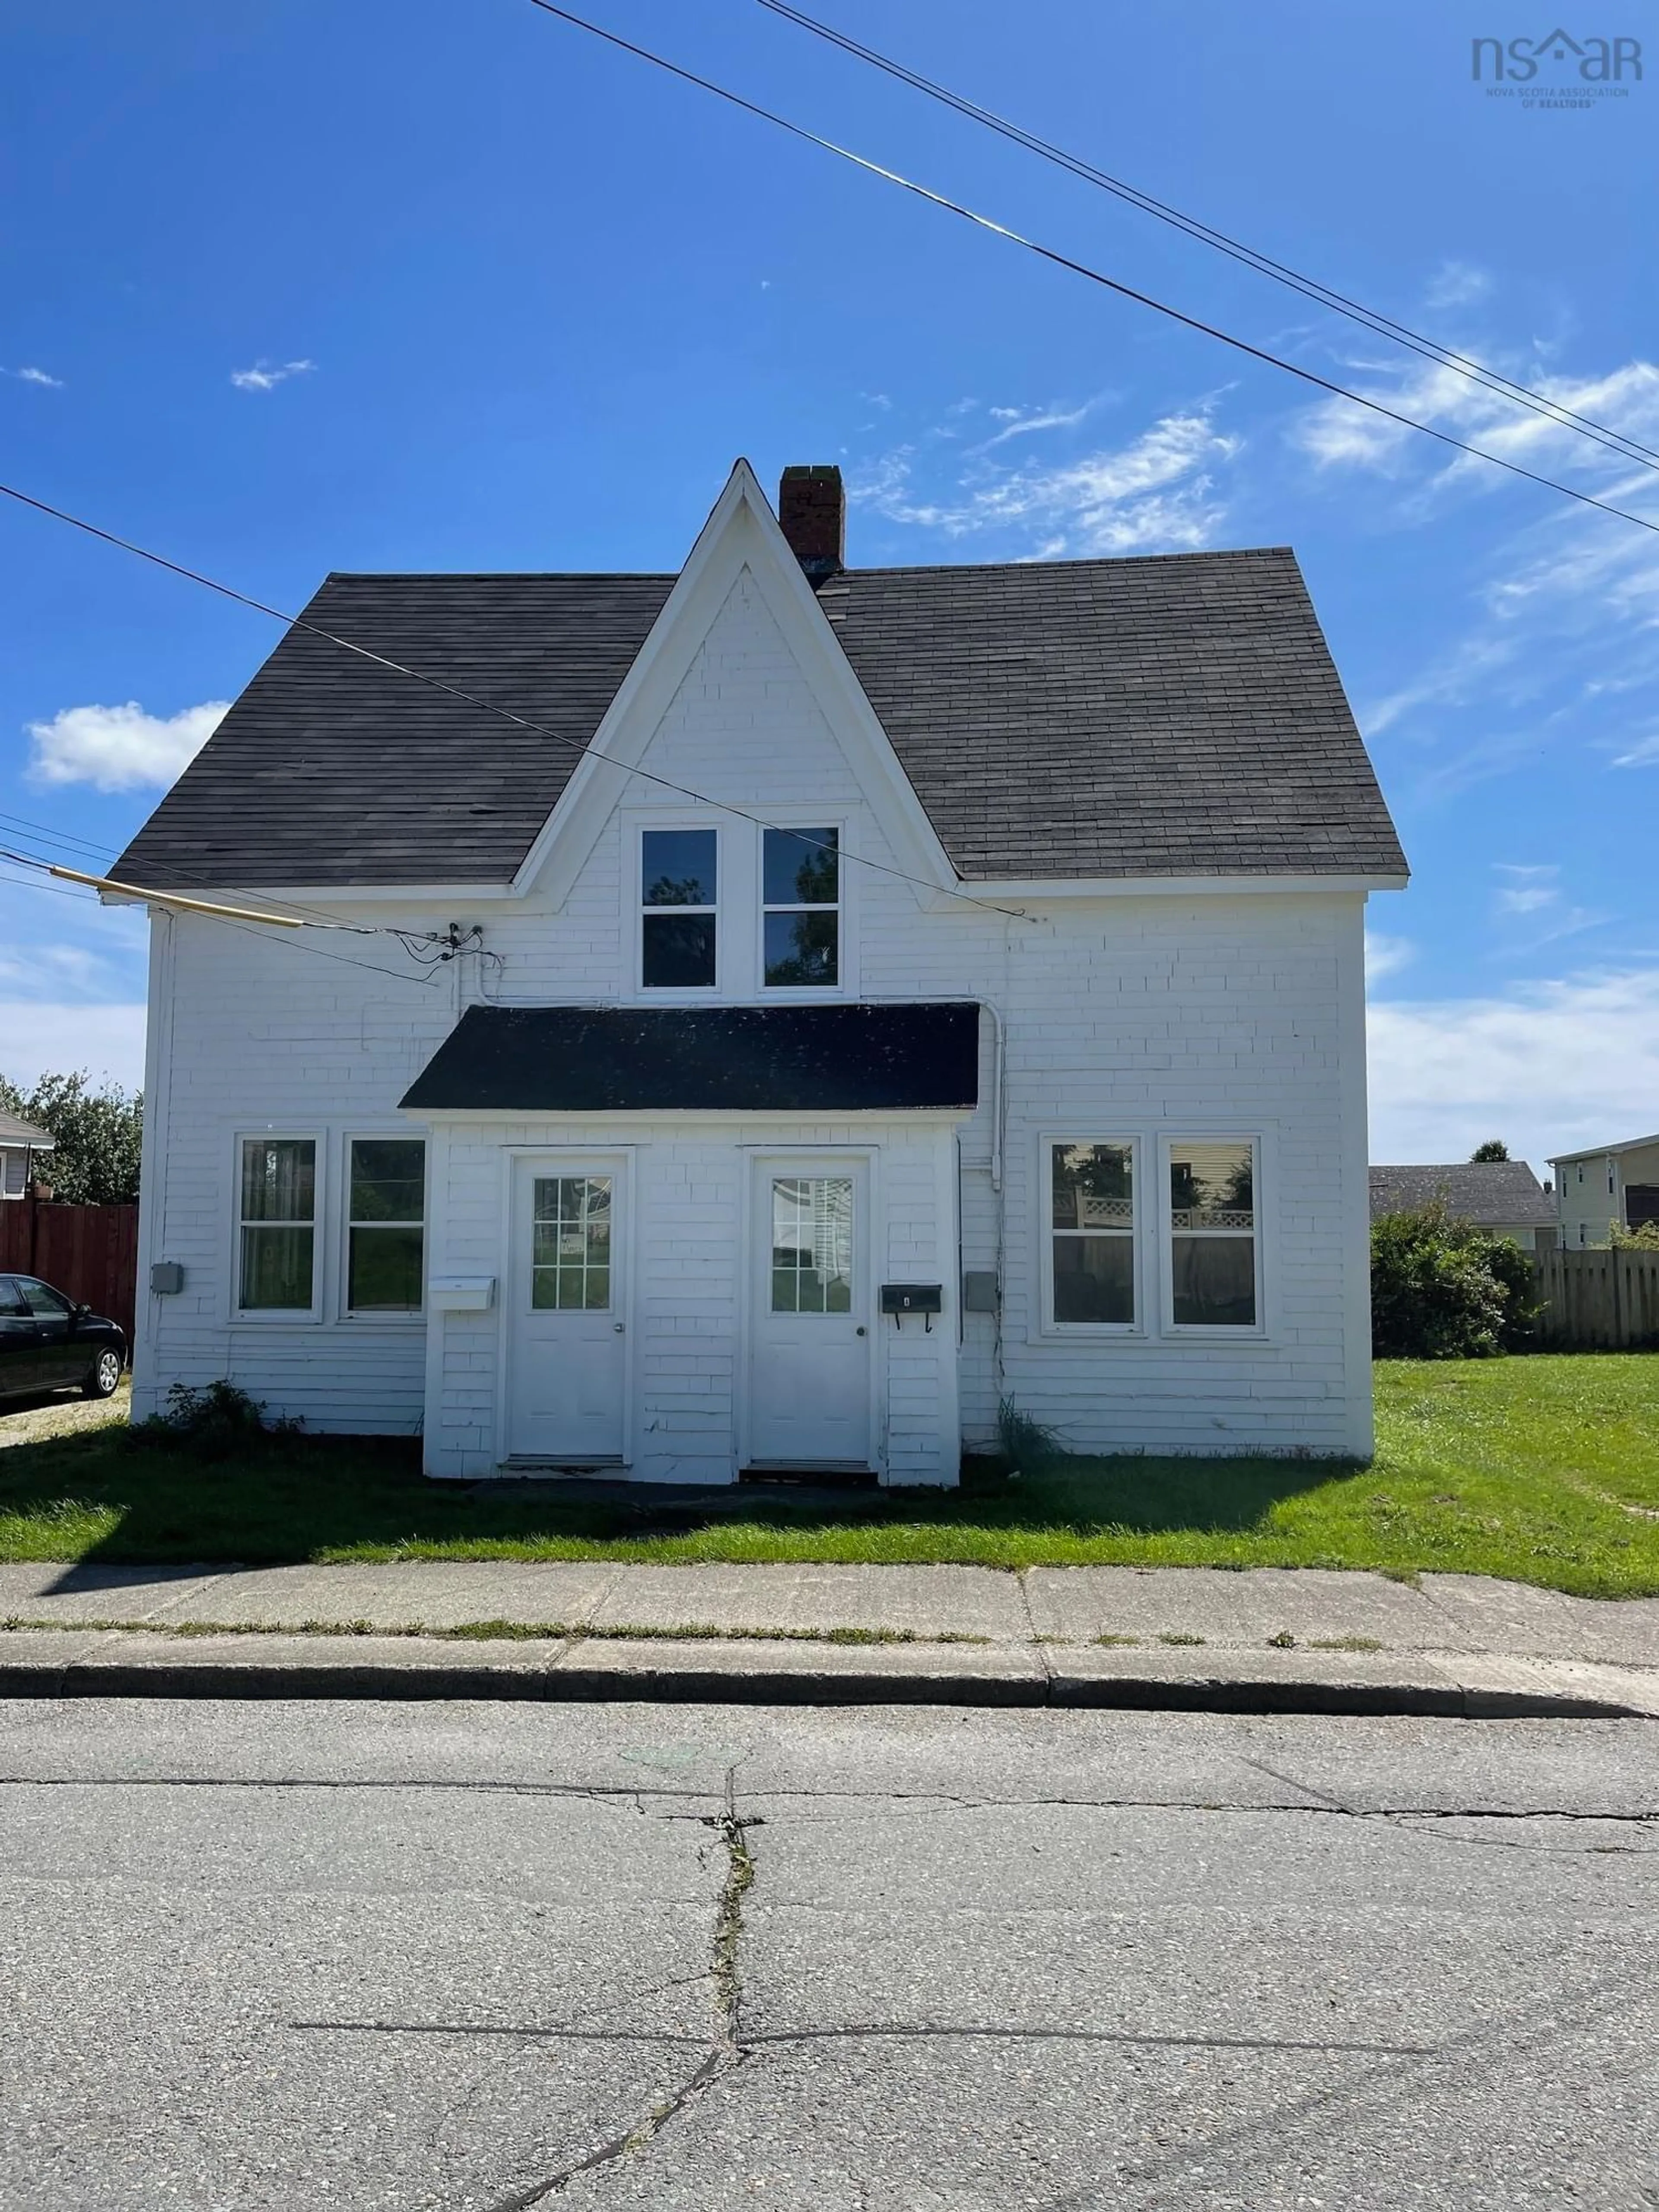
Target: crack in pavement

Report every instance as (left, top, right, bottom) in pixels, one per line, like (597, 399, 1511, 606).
(475, 1764, 760, 2210)
(1238, 1755, 1659, 1853)
(8, 1774, 1658, 1824)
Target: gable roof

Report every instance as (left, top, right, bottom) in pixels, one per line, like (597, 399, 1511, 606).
(1369, 1161, 1556, 1230)
(1551, 1131, 1659, 1166)
(112, 545, 1405, 893)
(0, 1112, 54, 1150)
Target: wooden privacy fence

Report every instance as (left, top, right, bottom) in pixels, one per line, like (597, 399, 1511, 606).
(0, 1201, 139, 1348)
(1531, 1247, 1659, 1350)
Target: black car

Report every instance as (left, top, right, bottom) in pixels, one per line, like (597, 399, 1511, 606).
(0, 1274, 125, 1403)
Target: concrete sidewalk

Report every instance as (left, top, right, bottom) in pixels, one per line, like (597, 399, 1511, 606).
(4, 1560, 1659, 1716)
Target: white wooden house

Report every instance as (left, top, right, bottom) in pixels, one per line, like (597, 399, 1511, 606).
(114, 461, 1406, 1481)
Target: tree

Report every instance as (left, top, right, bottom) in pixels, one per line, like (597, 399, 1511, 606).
(0, 1071, 143, 1204)
(1371, 1201, 1538, 1358)
(1469, 1139, 1510, 1162)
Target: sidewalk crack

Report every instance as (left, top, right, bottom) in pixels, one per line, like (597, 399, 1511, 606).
(1016, 1570, 1053, 1695)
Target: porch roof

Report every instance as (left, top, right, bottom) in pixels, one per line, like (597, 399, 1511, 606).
(400, 1002, 981, 1115)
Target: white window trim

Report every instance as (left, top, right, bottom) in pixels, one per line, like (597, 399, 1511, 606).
(634, 814, 724, 1001)
(231, 1130, 324, 1325)
(622, 812, 857, 1003)
(1160, 1133, 1267, 1339)
(1037, 1135, 1145, 1337)
(340, 1132, 429, 1323)
(757, 815, 853, 1001)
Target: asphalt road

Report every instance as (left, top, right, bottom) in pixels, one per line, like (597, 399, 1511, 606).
(1, 1700, 1656, 2211)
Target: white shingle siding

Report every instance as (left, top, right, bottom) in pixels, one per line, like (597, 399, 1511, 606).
(133, 563, 1376, 1471)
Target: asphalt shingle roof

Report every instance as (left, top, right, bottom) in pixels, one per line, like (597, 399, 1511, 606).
(0, 1113, 54, 1150)
(1369, 1162, 1557, 1230)
(113, 547, 1405, 890)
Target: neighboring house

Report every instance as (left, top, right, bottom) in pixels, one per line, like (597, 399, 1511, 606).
(1551, 1135, 1659, 1247)
(0, 1113, 54, 1201)
(1368, 1161, 1558, 1252)
(111, 460, 1406, 1482)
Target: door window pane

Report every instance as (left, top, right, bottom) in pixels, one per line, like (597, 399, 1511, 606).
(642, 830, 716, 988)
(771, 1177, 853, 1313)
(531, 1176, 613, 1311)
(1169, 1140, 1257, 1327)
(1050, 1143, 1135, 1325)
(238, 1138, 317, 1311)
(348, 1138, 426, 1312)
(763, 827, 839, 988)
(18, 1278, 73, 1319)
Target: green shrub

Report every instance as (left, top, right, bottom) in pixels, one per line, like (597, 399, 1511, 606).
(123, 1381, 302, 1462)
(1370, 1203, 1538, 1360)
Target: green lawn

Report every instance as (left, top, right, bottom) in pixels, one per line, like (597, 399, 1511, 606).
(2, 1356, 1657, 1595)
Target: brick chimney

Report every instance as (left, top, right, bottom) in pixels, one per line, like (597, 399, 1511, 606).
(777, 464, 845, 580)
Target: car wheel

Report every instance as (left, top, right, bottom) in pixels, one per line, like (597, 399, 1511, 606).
(83, 1348, 123, 1400)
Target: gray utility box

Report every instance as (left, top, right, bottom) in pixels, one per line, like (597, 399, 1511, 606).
(962, 1270, 999, 1313)
(150, 1262, 185, 1296)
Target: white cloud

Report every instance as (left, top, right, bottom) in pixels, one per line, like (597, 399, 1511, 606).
(1495, 867, 1557, 911)
(0, 1001, 146, 1092)
(1364, 931, 1414, 984)
(1369, 968, 1659, 1170)
(26, 699, 228, 792)
(1289, 346, 1659, 498)
(229, 358, 315, 392)
(6, 365, 64, 388)
(1424, 260, 1491, 310)
(974, 400, 1095, 452)
(1611, 731, 1659, 767)
(853, 407, 1240, 557)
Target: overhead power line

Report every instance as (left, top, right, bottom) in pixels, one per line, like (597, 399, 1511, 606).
(0, 481, 1032, 924)
(522, 0, 1659, 540)
(756, 0, 1659, 479)
(0, 842, 447, 991)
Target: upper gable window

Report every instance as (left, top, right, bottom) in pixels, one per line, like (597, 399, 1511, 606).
(762, 827, 839, 988)
(641, 829, 718, 990)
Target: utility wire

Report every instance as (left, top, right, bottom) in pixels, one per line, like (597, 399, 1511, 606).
(0, 810, 118, 863)
(0, 863, 103, 906)
(756, 0, 1659, 478)
(0, 844, 444, 990)
(0, 481, 1033, 923)
(521, 1, 1659, 540)
(0, 806, 458, 946)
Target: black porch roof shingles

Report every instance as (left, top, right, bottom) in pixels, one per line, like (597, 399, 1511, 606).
(399, 1002, 982, 1116)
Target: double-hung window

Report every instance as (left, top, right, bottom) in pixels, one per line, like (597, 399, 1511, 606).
(762, 827, 839, 988)
(1167, 1139, 1259, 1328)
(640, 828, 718, 989)
(1049, 1142, 1136, 1325)
(346, 1139, 426, 1313)
(238, 1138, 317, 1312)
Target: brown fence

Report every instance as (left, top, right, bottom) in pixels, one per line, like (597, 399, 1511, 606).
(1531, 1247, 1659, 1350)
(0, 1201, 139, 1347)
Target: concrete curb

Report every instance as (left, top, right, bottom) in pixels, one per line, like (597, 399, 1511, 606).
(0, 1632, 1649, 1718)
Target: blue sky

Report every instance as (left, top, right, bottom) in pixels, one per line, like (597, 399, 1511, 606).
(3, 0, 1656, 1173)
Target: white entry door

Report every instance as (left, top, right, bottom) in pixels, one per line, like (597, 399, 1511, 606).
(506, 1155, 628, 1464)
(747, 1158, 873, 1469)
